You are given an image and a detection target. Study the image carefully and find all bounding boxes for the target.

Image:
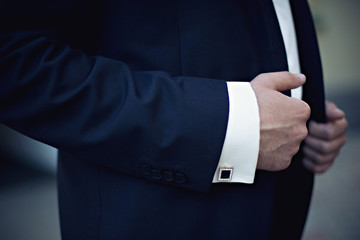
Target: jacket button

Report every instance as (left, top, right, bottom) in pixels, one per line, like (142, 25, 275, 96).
(150, 169, 162, 180)
(174, 173, 187, 184)
(140, 165, 151, 175)
(163, 171, 174, 183)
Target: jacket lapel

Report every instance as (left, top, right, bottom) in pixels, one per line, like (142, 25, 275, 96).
(290, 0, 326, 122)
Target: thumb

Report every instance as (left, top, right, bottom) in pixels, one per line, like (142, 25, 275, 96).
(255, 71, 306, 92)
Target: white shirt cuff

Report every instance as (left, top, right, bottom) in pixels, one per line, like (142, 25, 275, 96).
(212, 82, 260, 183)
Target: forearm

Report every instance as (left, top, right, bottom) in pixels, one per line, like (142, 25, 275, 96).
(0, 31, 229, 192)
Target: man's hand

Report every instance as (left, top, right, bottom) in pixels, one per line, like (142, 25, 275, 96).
(250, 72, 310, 171)
(302, 101, 347, 173)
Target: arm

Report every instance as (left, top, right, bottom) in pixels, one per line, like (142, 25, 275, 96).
(0, 1, 312, 191)
(0, 30, 229, 192)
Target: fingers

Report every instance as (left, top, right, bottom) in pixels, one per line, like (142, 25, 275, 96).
(303, 133, 346, 173)
(303, 157, 334, 173)
(308, 118, 348, 140)
(303, 102, 347, 173)
(304, 134, 347, 155)
(302, 145, 339, 166)
(325, 101, 345, 121)
(253, 71, 306, 92)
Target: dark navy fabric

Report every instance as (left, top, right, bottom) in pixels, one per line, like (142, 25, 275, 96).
(0, 0, 325, 239)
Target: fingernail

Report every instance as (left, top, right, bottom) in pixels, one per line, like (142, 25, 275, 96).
(296, 73, 306, 81)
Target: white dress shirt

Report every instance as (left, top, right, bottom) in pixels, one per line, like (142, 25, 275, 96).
(213, 0, 302, 183)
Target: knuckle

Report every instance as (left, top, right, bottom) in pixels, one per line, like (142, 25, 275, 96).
(324, 127, 334, 140)
(273, 155, 293, 171)
(314, 155, 323, 164)
(280, 157, 292, 170)
(286, 145, 301, 162)
(296, 126, 308, 141)
(314, 153, 329, 164)
(303, 103, 311, 119)
(297, 101, 311, 119)
(311, 153, 321, 164)
(302, 127, 309, 139)
(292, 144, 301, 156)
(315, 162, 333, 173)
(318, 142, 328, 154)
(308, 161, 325, 173)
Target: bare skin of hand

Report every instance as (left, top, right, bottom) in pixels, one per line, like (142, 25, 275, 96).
(250, 72, 311, 171)
(302, 101, 347, 173)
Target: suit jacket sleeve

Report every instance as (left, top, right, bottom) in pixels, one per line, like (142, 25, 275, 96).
(0, 2, 229, 192)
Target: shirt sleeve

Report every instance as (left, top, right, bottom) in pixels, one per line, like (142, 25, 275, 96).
(212, 81, 260, 183)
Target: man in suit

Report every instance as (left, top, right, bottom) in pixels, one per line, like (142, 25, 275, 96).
(0, 0, 347, 239)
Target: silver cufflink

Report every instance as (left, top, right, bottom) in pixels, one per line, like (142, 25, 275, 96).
(218, 167, 233, 181)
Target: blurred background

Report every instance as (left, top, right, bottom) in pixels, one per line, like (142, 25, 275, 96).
(0, 0, 359, 239)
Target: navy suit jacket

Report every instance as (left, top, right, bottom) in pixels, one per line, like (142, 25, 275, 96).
(0, 0, 325, 239)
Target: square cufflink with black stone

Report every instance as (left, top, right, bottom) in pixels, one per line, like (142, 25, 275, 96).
(218, 167, 233, 181)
